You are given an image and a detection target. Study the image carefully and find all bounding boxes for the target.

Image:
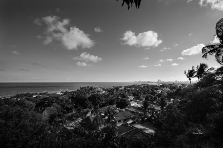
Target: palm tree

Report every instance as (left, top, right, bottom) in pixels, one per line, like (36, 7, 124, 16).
(142, 100, 149, 115)
(117, 0, 142, 9)
(184, 66, 196, 84)
(101, 125, 118, 147)
(104, 106, 116, 123)
(196, 63, 208, 81)
(92, 114, 104, 130)
(202, 18, 223, 65)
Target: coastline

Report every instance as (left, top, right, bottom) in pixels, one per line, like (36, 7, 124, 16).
(0, 82, 135, 98)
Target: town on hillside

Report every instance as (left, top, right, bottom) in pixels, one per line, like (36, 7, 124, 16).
(0, 82, 191, 147)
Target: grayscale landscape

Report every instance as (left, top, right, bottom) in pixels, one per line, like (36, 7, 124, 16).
(1, 0, 223, 147)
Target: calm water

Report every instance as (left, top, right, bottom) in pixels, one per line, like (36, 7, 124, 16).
(0, 82, 134, 97)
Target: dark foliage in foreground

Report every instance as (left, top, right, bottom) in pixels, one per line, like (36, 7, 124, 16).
(117, 0, 142, 9)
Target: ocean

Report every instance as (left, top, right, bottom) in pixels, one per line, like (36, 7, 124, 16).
(0, 82, 134, 97)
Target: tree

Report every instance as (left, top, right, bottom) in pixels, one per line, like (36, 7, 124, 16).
(202, 18, 223, 65)
(195, 63, 208, 81)
(88, 94, 102, 107)
(184, 66, 196, 84)
(116, 98, 129, 109)
(145, 94, 154, 102)
(0, 105, 48, 148)
(142, 100, 149, 115)
(117, 0, 142, 9)
(93, 114, 105, 130)
(105, 106, 116, 123)
(101, 125, 118, 147)
(160, 96, 166, 111)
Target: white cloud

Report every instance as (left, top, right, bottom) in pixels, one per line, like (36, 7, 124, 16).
(94, 27, 103, 33)
(160, 47, 170, 51)
(34, 18, 42, 26)
(142, 57, 149, 60)
(211, 35, 220, 44)
(172, 63, 179, 66)
(159, 59, 165, 62)
(178, 57, 185, 60)
(36, 16, 94, 50)
(121, 30, 162, 48)
(138, 65, 147, 68)
(189, 33, 193, 36)
(166, 59, 173, 61)
(73, 52, 102, 62)
(187, 0, 193, 3)
(182, 44, 205, 55)
(154, 64, 161, 66)
(76, 62, 87, 66)
(12, 50, 20, 55)
(199, 0, 223, 11)
(44, 36, 53, 45)
(173, 43, 179, 47)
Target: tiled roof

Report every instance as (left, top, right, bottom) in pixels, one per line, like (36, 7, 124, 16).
(114, 111, 134, 121)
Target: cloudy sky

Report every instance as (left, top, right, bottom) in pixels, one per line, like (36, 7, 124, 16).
(1, 0, 223, 82)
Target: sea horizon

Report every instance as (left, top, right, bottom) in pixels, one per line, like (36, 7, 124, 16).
(0, 82, 136, 97)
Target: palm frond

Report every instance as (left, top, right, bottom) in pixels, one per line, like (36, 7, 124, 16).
(202, 44, 220, 53)
(200, 63, 208, 70)
(202, 45, 220, 60)
(117, 0, 142, 9)
(215, 48, 223, 65)
(202, 18, 223, 65)
(202, 53, 208, 59)
(216, 18, 223, 43)
(196, 63, 209, 79)
(202, 45, 213, 55)
(215, 66, 223, 75)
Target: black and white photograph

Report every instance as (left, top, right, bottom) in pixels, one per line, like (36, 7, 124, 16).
(1, 0, 223, 147)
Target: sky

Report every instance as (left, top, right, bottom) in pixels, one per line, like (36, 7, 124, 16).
(1, 0, 223, 82)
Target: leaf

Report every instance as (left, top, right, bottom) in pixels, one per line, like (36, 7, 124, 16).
(202, 44, 217, 54)
(216, 18, 223, 42)
(215, 48, 223, 65)
(202, 53, 208, 59)
(202, 44, 221, 60)
(118, 0, 141, 9)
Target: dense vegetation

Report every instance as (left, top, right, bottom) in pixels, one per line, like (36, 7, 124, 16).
(1, 64, 223, 148)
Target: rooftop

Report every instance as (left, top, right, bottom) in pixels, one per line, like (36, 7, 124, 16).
(114, 111, 134, 121)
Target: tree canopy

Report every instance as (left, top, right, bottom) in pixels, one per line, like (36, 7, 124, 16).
(184, 66, 196, 84)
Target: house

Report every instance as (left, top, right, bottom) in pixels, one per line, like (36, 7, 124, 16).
(114, 111, 135, 126)
(80, 114, 105, 131)
(126, 106, 144, 115)
(98, 105, 117, 116)
(130, 101, 142, 108)
(64, 118, 82, 129)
